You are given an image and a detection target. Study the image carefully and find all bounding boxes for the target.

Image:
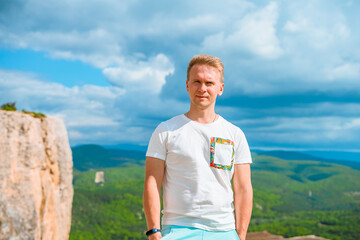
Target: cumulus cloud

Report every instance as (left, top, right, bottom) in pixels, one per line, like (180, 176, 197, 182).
(202, 2, 282, 59)
(326, 62, 360, 81)
(283, 20, 351, 51)
(0, 68, 187, 145)
(103, 54, 174, 94)
(1, 0, 359, 150)
(0, 69, 126, 144)
(235, 115, 360, 149)
(2, 0, 358, 96)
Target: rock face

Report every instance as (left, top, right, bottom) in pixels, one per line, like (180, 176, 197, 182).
(0, 110, 73, 240)
(247, 231, 329, 240)
(94, 171, 105, 186)
(247, 231, 285, 240)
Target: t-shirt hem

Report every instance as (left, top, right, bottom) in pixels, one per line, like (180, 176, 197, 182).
(234, 159, 252, 164)
(161, 222, 235, 231)
(146, 152, 166, 161)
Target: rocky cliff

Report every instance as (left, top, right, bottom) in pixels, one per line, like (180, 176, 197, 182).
(247, 231, 329, 240)
(0, 110, 73, 240)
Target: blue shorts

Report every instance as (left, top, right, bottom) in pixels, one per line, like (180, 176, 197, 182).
(161, 225, 240, 240)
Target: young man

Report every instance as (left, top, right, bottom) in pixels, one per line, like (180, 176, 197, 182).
(143, 55, 253, 240)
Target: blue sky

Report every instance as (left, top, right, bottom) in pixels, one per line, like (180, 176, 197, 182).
(0, 0, 359, 151)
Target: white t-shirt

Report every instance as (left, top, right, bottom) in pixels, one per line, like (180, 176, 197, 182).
(146, 114, 252, 231)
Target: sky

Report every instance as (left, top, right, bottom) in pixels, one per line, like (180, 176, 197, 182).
(0, 0, 359, 152)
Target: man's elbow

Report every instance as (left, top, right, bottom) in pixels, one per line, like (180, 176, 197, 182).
(235, 184, 253, 197)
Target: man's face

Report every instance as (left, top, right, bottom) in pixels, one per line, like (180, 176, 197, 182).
(186, 64, 224, 110)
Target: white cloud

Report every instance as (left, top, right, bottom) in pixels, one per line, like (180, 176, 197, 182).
(344, 118, 360, 129)
(333, 23, 351, 39)
(0, 71, 125, 116)
(326, 62, 360, 80)
(2, 0, 358, 98)
(202, 2, 283, 59)
(281, 1, 353, 51)
(283, 18, 308, 33)
(103, 54, 174, 94)
(283, 20, 351, 51)
(68, 130, 84, 140)
(227, 101, 360, 149)
(1, 27, 176, 99)
(1, 0, 360, 150)
(181, 15, 220, 30)
(240, 115, 360, 148)
(0, 68, 187, 145)
(0, 69, 125, 142)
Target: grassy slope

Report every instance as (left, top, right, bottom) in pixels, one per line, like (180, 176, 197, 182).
(70, 154, 360, 240)
(249, 153, 360, 239)
(71, 167, 147, 240)
(252, 153, 360, 211)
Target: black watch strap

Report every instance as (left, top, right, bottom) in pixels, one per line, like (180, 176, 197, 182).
(146, 228, 161, 237)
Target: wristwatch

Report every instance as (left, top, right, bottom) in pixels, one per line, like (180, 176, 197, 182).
(146, 228, 161, 237)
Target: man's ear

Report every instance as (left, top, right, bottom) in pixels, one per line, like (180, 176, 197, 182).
(186, 80, 189, 92)
(218, 83, 224, 96)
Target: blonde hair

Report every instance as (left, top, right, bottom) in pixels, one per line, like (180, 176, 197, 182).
(187, 54, 224, 82)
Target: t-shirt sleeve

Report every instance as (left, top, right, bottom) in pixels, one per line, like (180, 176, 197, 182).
(234, 129, 252, 164)
(146, 122, 168, 161)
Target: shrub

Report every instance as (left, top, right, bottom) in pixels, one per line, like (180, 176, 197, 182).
(22, 110, 46, 118)
(1, 102, 46, 118)
(1, 102, 17, 111)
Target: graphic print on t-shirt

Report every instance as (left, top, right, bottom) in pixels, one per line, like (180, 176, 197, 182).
(210, 137, 235, 171)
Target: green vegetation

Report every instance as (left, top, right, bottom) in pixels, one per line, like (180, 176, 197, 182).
(1, 102, 17, 111)
(0, 102, 46, 118)
(22, 110, 46, 118)
(70, 167, 147, 240)
(250, 207, 360, 240)
(248, 153, 360, 240)
(72, 145, 145, 171)
(70, 152, 360, 240)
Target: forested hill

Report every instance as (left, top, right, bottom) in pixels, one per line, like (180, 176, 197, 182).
(70, 147, 360, 240)
(72, 144, 146, 171)
(72, 144, 360, 171)
(257, 150, 360, 170)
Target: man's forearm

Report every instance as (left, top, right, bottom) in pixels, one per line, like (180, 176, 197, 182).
(233, 163, 253, 240)
(143, 182, 162, 240)
(143, 179, 162, 230)
(234, 187, 253, 240)
(143, 157, 165, 240)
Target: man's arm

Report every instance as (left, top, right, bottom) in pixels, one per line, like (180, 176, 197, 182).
(233, 163, 253, 240)
(143, 157, 166, 240)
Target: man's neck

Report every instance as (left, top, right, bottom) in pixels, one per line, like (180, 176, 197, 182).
(185, 106, 218, 124)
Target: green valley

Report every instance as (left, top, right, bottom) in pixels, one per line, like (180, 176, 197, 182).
(69, 148, 360, 240)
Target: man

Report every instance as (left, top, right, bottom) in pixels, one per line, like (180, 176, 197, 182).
(143, 54, 253, 240)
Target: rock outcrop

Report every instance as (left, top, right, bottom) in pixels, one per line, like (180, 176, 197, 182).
(0, 110, 73, 240)
(247, 231, 329, 240)
(94, 171, 105, 186)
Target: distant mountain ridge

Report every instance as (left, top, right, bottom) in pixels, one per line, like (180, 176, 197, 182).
(72, 144, 145, 171)
(72, 144, 360, 171)
(256, 150, 360, 170)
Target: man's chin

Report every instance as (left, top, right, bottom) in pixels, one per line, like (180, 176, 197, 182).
(194, 102, 214, 109)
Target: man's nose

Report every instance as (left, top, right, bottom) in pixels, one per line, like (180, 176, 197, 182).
(198, 83, 207, 92)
